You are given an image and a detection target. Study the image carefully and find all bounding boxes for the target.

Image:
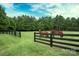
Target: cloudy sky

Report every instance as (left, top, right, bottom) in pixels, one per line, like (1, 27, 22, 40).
(0, 3, 79, 18)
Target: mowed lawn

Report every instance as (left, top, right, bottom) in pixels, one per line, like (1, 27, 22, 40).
(0, 31, 79, 56)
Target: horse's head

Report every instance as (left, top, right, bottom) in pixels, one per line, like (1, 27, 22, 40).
(58, 31, 64, 38)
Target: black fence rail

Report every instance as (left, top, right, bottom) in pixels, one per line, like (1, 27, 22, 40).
(34, 32, 79, 52)
(0, 30, 21, 37)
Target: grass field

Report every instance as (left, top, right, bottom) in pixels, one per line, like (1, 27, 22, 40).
(0, 31, 79, 56)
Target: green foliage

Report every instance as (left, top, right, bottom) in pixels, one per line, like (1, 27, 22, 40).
(0, 6, 8, 30)
(38, 16, 54, 30)
(0, 5, 79, 31)
(53, 15, 65, 30)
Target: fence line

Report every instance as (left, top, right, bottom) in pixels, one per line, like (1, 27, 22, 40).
(0, 30, 21, 37)
(34, 32, 79, 52)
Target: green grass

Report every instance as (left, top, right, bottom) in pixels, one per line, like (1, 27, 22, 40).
(0, 32, 79, 56)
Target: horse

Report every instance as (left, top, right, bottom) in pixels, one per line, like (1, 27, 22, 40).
(39, 30, 49, 37)
(51, 30, 63, 37)
(38, 29, 64, 38)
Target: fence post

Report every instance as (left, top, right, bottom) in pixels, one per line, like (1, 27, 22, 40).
(19, 31, 21, 37)
(50, 33, 53, 47)
(34, 32, 36, 42)
(12, 31, 13, 35)
(9, 30, 10, 34)
(11, 31, 12, 35)
(14, 30, 16, 36)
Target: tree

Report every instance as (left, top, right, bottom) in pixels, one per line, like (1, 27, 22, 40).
(0, 5, 9, 30)
(76, 18, 79, 31)
(0, 5, 79, 31)
(53, 15, 65, 30)
(64, 17, 72, 30)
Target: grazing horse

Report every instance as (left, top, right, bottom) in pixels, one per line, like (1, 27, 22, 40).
(39, 30, 49, 37)
(38, 29, 63, 38)
(51, 30, 63, 37)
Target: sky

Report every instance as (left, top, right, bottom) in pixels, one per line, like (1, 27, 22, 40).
(0, 3, 79, 18)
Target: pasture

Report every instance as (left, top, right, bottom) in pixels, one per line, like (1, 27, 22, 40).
(0, 31, 79, 56)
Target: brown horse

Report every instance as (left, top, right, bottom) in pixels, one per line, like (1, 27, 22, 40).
(39, 29, 63, 38)
(51, 30, 63, 37)
(39, 31, 49, 37)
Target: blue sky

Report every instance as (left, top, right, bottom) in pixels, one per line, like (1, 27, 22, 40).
(0, 3, 79, 18)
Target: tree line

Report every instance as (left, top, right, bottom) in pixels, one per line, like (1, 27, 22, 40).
(0, 6, 79, 31)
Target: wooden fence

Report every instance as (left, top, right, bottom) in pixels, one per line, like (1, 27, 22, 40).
(34, 32, 79, 52)
(0, 30, 21, 37)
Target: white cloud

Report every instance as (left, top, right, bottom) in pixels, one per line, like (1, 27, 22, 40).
(30, 4, 64, 16)
(1, 3, 79, 18)
(31, 4, 45, 11)
(6, 8, 39, 19)
(7, 12, 25, 17)
(0, 3, 13, 8)
(30, 3, 79, 18)
(48, 4, 79, 18)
